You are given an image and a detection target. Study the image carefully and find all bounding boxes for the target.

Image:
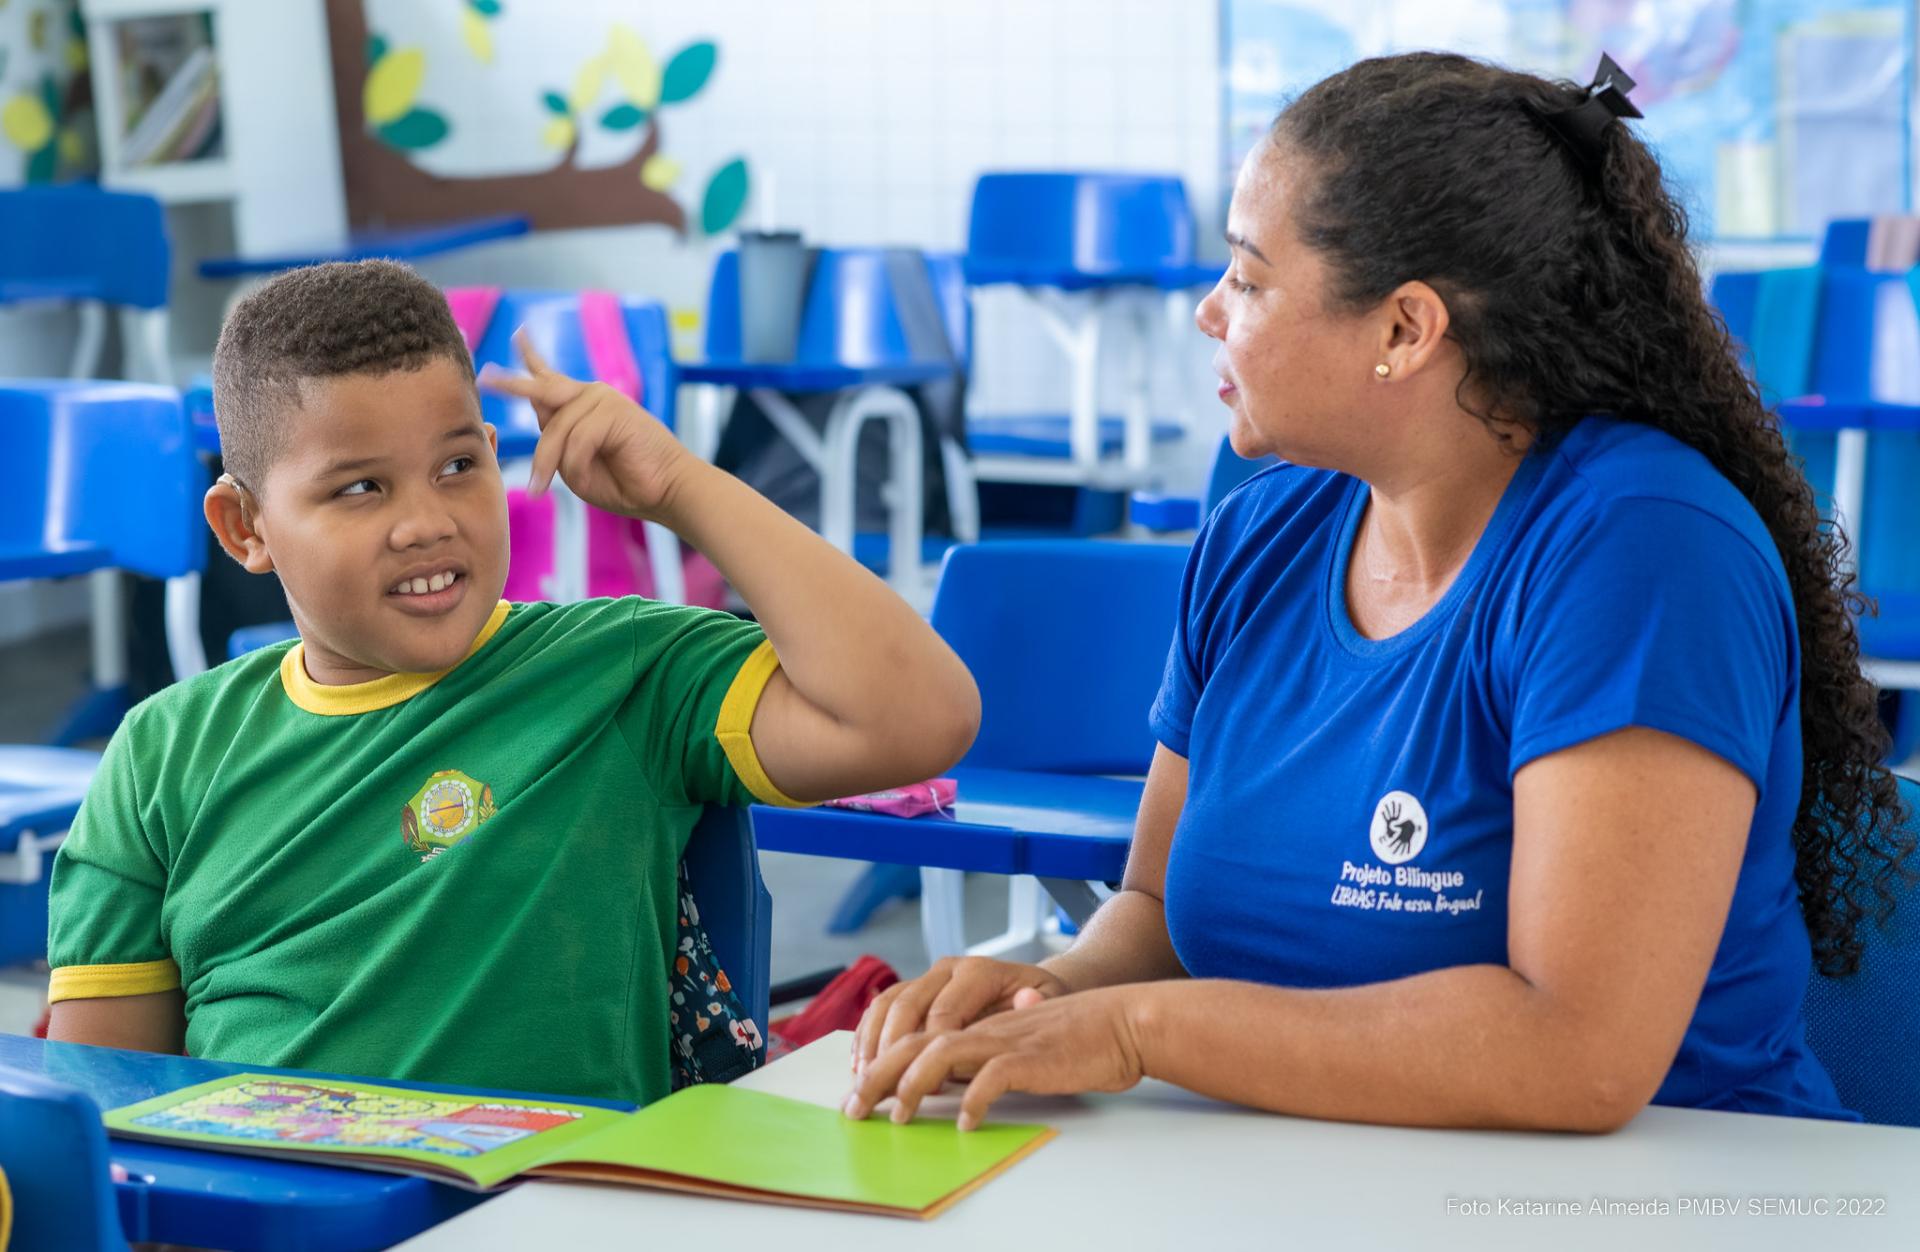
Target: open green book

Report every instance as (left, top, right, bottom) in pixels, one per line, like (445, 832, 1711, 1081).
(105, 1073, 1053, 1219)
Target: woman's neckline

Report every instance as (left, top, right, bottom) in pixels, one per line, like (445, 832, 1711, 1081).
(1323, 443, 1548, 660)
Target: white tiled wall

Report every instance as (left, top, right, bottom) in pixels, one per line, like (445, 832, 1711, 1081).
(400, 0, 1229, 486)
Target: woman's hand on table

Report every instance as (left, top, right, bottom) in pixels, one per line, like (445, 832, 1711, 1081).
(843, 985, 1147, 1131)
(852, 956, 1071, 1076)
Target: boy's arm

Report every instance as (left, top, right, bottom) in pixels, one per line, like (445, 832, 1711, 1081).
(656, 459, 980, 802)
(481, 340, 980, 803)
(47, 990, 186, 1053)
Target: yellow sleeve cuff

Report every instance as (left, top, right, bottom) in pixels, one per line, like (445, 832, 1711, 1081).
(47, 958, 180, 1004)
(715, 639, 812, 808)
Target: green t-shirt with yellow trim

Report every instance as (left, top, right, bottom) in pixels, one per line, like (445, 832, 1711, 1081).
(47, 598, 793, 1106)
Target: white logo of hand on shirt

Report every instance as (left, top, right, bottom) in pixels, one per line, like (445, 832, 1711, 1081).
(1370, 790, 1429, 864)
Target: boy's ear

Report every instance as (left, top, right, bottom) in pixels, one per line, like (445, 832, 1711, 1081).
(204, 474, 275, 574)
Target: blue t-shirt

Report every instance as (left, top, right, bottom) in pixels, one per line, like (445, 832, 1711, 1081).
(1152, 417, 1851, 1120)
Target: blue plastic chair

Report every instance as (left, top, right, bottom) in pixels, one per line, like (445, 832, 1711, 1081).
(0, 1063, 129, 1251)
(964, 172, 1197, 289)
(962, 172, 1192, 478)
(683, 806, 774, 1031)
(925, 539, 1186, 954)
(693, 248, 967, 588)
(0, 186, 170, 383)
(1802, 775, 1920, 1127)
(1711, 239, 1920, 670)
(1, 381, 205, 966)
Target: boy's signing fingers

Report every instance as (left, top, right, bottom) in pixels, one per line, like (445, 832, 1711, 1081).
(513, 326, 559, 376)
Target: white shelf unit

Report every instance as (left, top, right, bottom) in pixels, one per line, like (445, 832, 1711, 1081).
(81, 0, 347, 257)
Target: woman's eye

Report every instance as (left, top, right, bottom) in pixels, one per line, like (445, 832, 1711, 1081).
(336, 479, 377, 497)
(442, 456, 476, 477)
(1229, 275, 1256, 294)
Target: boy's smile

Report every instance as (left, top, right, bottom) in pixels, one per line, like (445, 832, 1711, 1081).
(240, 357, 510, 684)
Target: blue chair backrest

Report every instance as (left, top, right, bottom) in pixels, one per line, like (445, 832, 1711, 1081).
(0, 381, 201, 580)
(964, 172, 1195, 285)
(704, 247, 960, 369)
(475, 291, 677, 450)
(682, 806, 772, 1031)
(0, 1064, 129, 1251)
(1819, 217, 1872, 266)
(0, 186, 168, 310)
(931, 540, 1187, 775)
(1802, 775, 1920, 1126)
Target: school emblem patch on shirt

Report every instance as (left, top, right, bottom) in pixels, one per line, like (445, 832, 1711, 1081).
(401, 769, 497, 860)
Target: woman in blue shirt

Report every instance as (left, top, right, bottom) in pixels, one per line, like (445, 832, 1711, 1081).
(844, 52, 1914, 1131)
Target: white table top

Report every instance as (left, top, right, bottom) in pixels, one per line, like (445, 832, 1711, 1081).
(400, 1032, 1920, 1251)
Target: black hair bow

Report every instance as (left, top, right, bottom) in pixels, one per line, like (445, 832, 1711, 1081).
(1530, 53, 1643, 168)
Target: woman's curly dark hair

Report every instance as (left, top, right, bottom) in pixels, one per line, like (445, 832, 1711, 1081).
(1275, 52, 1913, 975)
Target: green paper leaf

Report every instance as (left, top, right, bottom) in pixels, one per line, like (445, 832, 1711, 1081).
(471, 0, 502, 14)
(367, 34, 388, 67)
(599, 103, 646, 131)
(542, 90, 569, 116)
(26, 142, 55, 184)
(377, 108, 450, 150)
(661, 41, 716, 104)
(40, 72, 60, 123)
(700, 157, 749, 236)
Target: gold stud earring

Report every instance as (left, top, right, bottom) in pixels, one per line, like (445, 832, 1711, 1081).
(1374, 363, 1391, 379)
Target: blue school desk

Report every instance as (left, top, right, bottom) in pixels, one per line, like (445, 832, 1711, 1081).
(750, 765, 1138, 961)
(0, 1032, 631, 1251)
(196, 216, 530, 280)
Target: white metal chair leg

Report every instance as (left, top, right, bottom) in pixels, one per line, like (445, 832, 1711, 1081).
(69, 301, 107, 379)
(119, 307, 172, 384)
(919, 866, 969, 962)
(162, 572, 209, 680)
(965, 875, 1050, 960)
(820, 387, 924, 597)
(88, 570, 127, 693)
(940, 436, 980, 544)
(641, 520, 686, 604)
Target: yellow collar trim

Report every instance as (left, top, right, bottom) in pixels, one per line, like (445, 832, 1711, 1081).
(280, 601, 512, 716)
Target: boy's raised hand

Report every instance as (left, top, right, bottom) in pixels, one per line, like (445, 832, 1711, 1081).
(477, 328, 696, 521)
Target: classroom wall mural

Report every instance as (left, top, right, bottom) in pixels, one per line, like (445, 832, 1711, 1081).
(324, 0, 747, 235)
(1222, 0, 1912, 241)
(0, 0, 93, 185)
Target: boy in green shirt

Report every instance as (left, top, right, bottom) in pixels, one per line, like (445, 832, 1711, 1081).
(44, 261, 980, 1105)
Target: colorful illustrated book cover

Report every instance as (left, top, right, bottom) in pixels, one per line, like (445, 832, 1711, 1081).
(105, 1074, 1052, 1218)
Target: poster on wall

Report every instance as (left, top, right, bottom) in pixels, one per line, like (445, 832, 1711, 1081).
(0, 1, 93, 186)
(324, 0, 748, 236)
(1221, 0, 1911, 241)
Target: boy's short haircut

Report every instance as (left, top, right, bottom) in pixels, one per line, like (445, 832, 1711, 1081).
(211, 259, 474, 492)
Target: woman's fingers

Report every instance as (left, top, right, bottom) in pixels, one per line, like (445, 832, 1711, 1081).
(957, 1055, 1021, 1131)
(875, 970, 956, 1059)
(922, 962, 1025, 1035)
(852, 983, 909, 1071)
(844, 1031, 937, 1119)
(888, 1032, 995, 1123)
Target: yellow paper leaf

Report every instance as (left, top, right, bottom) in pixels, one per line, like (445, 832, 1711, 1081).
(542, 116, 577, 151)
(569, 57, 606, 116)
(58, 125, 83, 166)
(670, 308, 703, 332)
(363, 48, 426, 126)
(65, 37, 88, 73)
(640, 153, 680, 191)
(607, 25, 660, 110)
(461, 9, 493, 65)
(2, 93, 53, 152)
